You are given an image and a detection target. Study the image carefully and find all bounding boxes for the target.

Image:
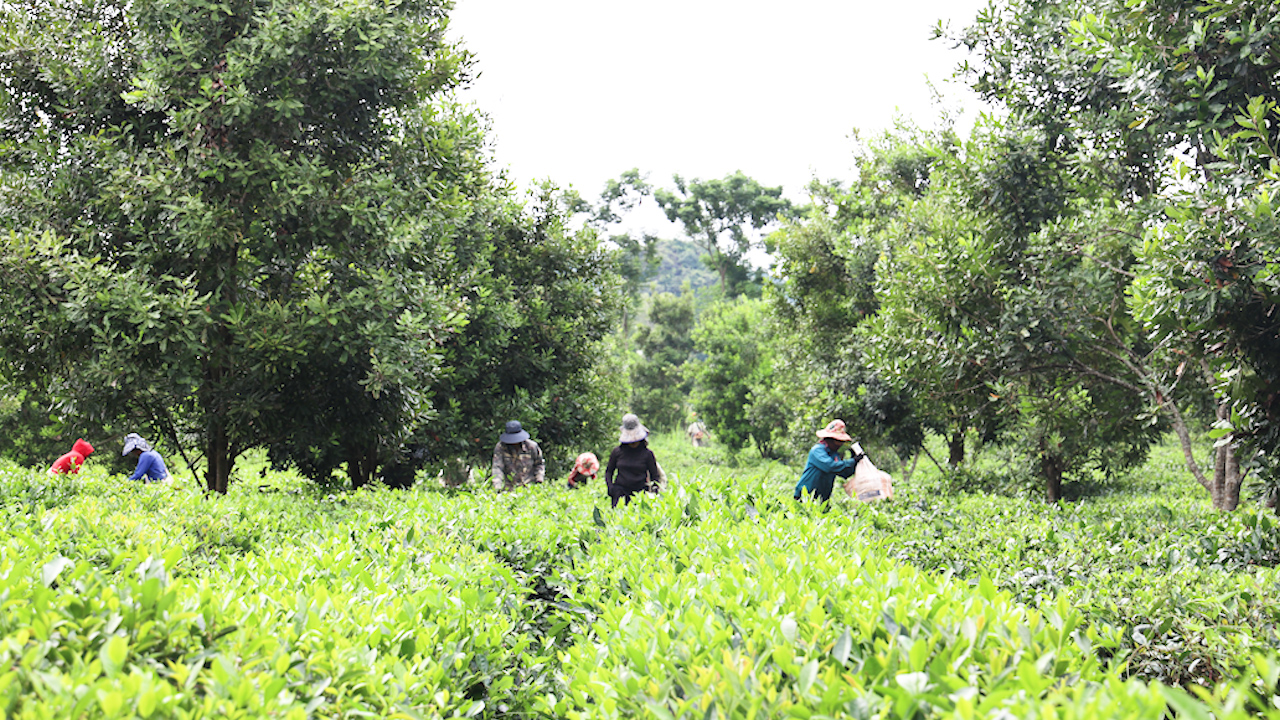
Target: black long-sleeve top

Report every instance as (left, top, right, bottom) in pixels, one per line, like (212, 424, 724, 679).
(605, 443, 660, 493)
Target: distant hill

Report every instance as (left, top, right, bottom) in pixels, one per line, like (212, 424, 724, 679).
(646, 239, 716, 295)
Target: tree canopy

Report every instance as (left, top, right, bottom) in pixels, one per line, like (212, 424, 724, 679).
(655, 171, 793, 296)
(0, 0, 622, 491)
(947, 0, 1280, 506)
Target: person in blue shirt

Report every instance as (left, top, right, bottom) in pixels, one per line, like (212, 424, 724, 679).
(794, 419, 866, 503)
(123, 433, 172, 483)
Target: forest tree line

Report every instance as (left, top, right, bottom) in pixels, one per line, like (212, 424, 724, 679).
(597, 0, 1280, 511)
(1, 0, 1277, 510)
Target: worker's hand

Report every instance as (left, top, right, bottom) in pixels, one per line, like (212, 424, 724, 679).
(850, 442, 863, 456)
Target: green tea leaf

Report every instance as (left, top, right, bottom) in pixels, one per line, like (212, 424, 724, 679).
(896, 672, 930, 694)
(98, 691, 123, 716)
(798, 658, 819, 693)
(1159, 687, 1214, 720)
(832, 629, 852, 666)
(780, 616, 797, 643)
(102, 635, 128, 676)
(41, 556, 73, 587)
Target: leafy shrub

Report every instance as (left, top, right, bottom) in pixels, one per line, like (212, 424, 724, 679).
(0, 434, 1277, 717)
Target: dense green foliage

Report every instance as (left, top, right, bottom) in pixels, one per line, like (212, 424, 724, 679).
(649, 239, 718, 296)
(687, 297, 784, 458)
(400, 185, 627, 482)
(0, 0, 474, 492)
(764, 141, 928, 461)
(945, 0, 1280, 504)
(630, 293, 695, 432)
(750, 0, 1280, 506)
(1, 435, 1278, 717)
(861, 119, 1167, 501)
(655, 172, 793, 296)
(0, 0, 622, 491)
(887, 439, 1280, 688)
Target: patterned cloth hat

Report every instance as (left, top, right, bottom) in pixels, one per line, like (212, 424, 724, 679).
(815, 419, 852, 443)
(573, 452, 600, 476)
(121, 433, 152, 456)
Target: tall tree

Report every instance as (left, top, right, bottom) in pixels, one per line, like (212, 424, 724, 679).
(388, 183, 627, 484)
(586, 169, 660, 337)
(766, 128, 936, 464)
(863, 119, 1163, 502)
(955, 0, 1280, 506)
(631, 292, 695, 431)
(0, 0, 483, 492)
(654, 171, 793, 296)
(688, 297, 782, 457)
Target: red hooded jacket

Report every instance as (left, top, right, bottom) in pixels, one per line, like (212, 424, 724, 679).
(49, 438, 94, 475)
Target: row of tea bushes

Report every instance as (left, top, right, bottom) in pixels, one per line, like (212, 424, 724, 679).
(0, 468, 542, 718)
(509, 480, 1279, 719)
(849, 483, 1280, 687)
(1, 450, 1278, 718)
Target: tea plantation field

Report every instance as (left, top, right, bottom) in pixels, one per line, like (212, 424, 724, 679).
(2, 434, 1279, 718)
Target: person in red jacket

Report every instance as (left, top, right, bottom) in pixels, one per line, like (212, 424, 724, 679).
(48, 438, 94, 475)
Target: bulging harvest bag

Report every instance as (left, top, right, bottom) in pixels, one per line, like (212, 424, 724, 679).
(844, 455, 893, 502)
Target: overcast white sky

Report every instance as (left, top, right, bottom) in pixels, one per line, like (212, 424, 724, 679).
(448, 0, 992, 228)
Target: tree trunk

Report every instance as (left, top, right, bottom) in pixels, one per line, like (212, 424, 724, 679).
(901, 450, 921, 485)
(1210, 398, 1243, 511)
(202, 241, 236, 496)
(1222, 444, 1242, 511)
(1041, 451, 1064, 503)
(948, 428, 966, 467)
(1211, 435, 1226, 509)
(1167, 392, 1212, 494)
(349, 451, 377, 490)
(206, 419, 232, 494)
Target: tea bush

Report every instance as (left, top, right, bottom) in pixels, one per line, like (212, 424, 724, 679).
(0, 434, 1277, 718)
(842, 440, 1280, 689)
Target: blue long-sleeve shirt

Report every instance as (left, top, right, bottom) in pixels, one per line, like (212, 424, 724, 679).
(794, 443, 861, 501)
(129, 450, 170, 482)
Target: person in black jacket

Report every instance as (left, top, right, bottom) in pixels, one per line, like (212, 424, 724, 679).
(605, 413, 662, 508)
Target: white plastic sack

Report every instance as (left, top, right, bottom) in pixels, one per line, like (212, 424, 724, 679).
(844, 456, 894, 503)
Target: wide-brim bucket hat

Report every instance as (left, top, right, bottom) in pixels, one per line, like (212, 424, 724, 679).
(619, 413, 649, 444)
(499, 420, 530, 444)
(815, 419, 852, 443)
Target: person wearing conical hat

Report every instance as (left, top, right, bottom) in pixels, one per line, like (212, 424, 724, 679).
(794, 419, 865, 503)
(490, 420, 545, 491)
(605, 413, 662, 507)
(48, 438, 94, 475)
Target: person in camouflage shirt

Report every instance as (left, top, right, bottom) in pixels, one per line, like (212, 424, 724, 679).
(491, 420, 545, 491)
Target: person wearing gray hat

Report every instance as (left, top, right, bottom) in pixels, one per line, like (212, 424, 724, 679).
(123, 433, 173, 483)
(491, 420, 545, 491)
(604, 413, 663, 507)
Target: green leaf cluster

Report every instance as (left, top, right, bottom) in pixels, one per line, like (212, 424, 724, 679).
(1, 433, 1279, 717)
(0, 0, 625, 491)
